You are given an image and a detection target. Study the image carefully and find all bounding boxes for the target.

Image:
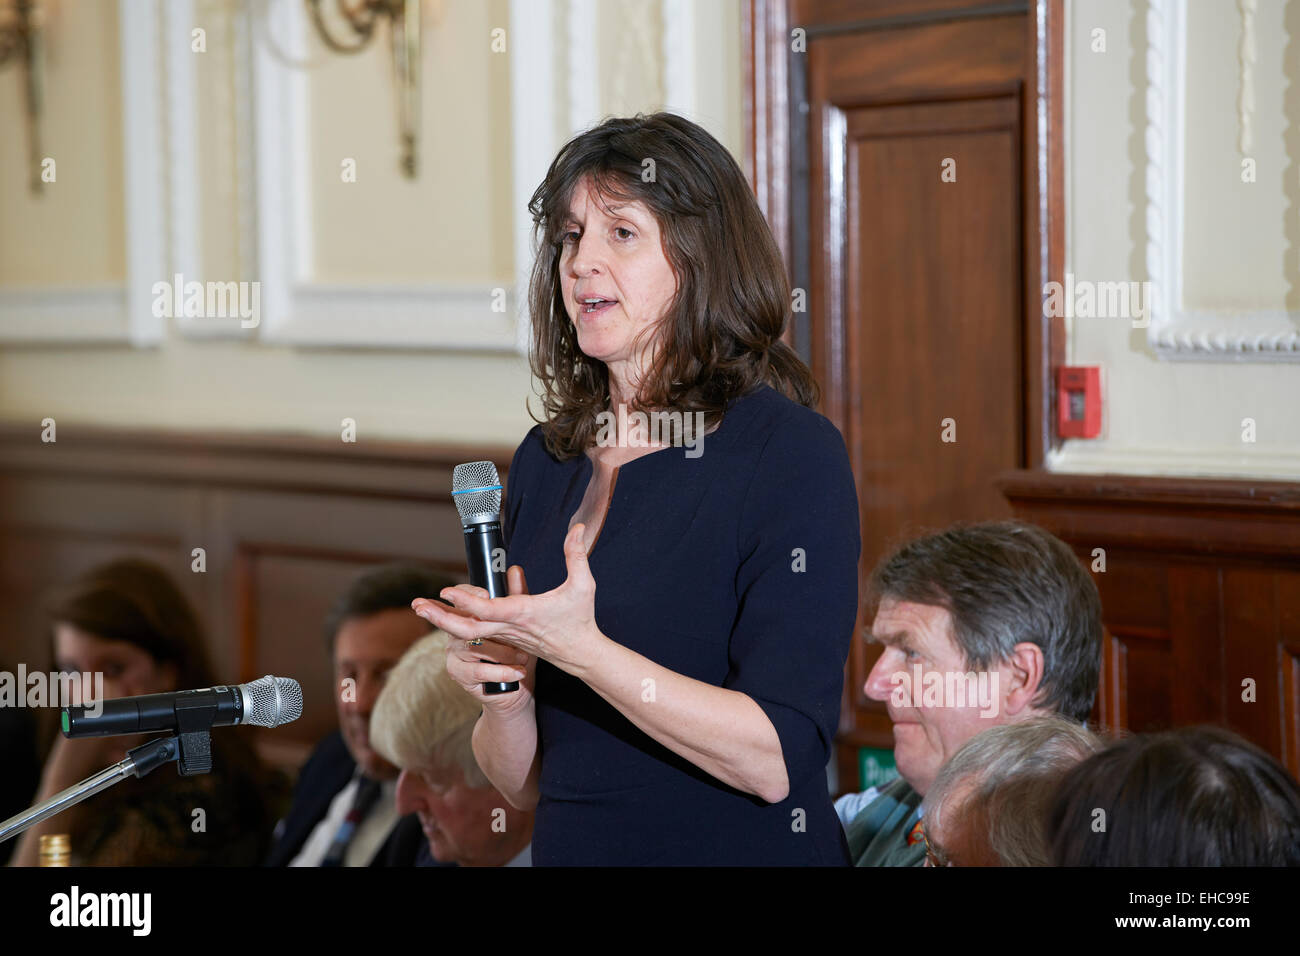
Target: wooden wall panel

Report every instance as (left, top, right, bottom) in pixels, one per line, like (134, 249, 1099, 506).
(1110, 630, 1173, 734)
(0, 424, 515, 772)
(791, 0, 1026, 29)
(1281, 641, 1300, 774)
(845, 96, 1022, 529)
(1167, 565, 1224, 725)
(1002, 470, 1300, 777)
(1222, 568, 1300, 762)
(242, 553, 378, 763)
(0, 475, 205, 675)
(1279, 575, 1300, 773)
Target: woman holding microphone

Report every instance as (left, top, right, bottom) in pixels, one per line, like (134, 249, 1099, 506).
(414, 113, 860, 865)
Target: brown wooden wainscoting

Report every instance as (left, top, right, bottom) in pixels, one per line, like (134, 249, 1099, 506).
(1000, 469, 1300, 776)
(0, 424, 515, 772)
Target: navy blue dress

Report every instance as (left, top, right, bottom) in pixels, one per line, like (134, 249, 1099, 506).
(503, 383, 861, 865)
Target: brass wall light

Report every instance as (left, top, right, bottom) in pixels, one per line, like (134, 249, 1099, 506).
(0, 0, 46, 195)
(305, 0, 424, 178)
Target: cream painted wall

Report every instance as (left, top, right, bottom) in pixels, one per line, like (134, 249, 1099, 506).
(0, 0, 125, 285)
(1181, 0, 1293, 311)
(0, 0, 745, 445)
(307, 0, 514, 283)
(1054, 0, 1300, 478)
(601, 0, 665, 118)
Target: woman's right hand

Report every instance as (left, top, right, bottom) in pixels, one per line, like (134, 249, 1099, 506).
(419, 565, 535, 716)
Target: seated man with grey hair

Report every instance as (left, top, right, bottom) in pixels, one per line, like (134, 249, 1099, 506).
(919, 715, 1103, 866)
(370, 631, 533, 867)
(836, 520, 1103, 866)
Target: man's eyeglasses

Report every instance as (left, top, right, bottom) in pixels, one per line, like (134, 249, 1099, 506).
(921, 821, 951, 867)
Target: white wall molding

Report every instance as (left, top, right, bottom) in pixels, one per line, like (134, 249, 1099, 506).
(280, 282, 518, 349)
(0, 286, 129, 341)
(661, 0, 697, 119)
(1145, 0, 1300, 360)
(169, 0, 262, 340)
(120, 0, 169, 346)
(2, 0, 737, 352)
(509, 0, 559, 355)
(0, 0, 166, 345)
(1048, 441, 1300, 481)
(250, 0, 534, 351)
(567, 0, 599, 132)
(166, 0, 210, 337)
(1236, 0, 1256, 157)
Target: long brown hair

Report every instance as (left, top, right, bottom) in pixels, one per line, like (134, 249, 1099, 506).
(42, 558, 267, 771)
(44, 557, 219, 692)
(41, 557, 277, 863)
(526, 111, 818, 460)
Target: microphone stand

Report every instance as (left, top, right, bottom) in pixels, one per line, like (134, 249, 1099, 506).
(0, 730, 209, 844)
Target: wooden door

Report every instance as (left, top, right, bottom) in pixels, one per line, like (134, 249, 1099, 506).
(747, 0, 1059, 788)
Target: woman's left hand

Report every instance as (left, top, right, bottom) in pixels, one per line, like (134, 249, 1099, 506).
(412, 523, 605, 675)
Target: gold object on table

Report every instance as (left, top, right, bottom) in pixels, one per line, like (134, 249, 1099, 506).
(38, 833, 70, 867)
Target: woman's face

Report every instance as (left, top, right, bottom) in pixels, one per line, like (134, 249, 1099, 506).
(558, 176, 678, 380)
(53, 624, 177, 701)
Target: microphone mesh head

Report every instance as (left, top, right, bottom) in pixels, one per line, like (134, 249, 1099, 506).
(452, 461, 503, 526)
(241, 676, 303, 728)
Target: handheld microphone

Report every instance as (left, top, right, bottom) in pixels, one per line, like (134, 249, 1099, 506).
(62, 675, 303, 738)
(452, 461, 518, 695)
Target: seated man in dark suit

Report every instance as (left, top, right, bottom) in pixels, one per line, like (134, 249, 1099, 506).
(265, 564, 456, 867)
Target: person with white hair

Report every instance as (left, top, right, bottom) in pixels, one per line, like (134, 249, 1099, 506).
(919, 715, 1103, 866)
(370, 631, 533, 867)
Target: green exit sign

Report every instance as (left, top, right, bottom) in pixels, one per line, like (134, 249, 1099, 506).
(858, 747, 898, 790)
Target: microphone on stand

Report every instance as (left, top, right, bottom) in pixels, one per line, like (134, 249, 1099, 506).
(62, 675, 303, 737)
(0, 677, 304, 843)
(452, 461, 518, 695)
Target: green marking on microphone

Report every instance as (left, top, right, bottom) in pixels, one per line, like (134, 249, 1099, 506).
(61, 710, 69, 733)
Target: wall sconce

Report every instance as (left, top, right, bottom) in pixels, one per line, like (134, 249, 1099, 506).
(304, 0, 426, 178)
(0, 0, 47, 195)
